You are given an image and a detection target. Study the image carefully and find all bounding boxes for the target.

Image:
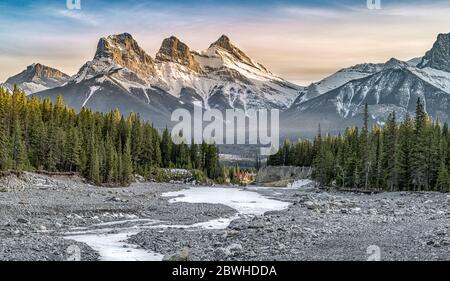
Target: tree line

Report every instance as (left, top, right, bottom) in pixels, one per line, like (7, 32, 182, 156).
(268, 100, 450, 192)
(0, 86, 221, 185)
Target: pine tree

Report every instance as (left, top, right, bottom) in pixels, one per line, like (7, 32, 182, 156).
(161, 128, 172, 167)
(152, 127, 162, 167)
(344, 127, 360, 188)
(65, 127, 81, 172)
(397, 114, 414, 191)
(428, 121, 441, 189)
(44, 119, 58, 171)
(411, 98, 428, 191)
(104, 135, 118, 184)
(176, 142, 191, 169)
(27, 98, 45, 169)
(140, 124, 154, 174)
(205, 144, 219, 179)
(11, 118, 27, 170)
(435, 161, 450, 192)
(312, 144, 335, 187)
(121, 137, 133, 185)
(130, 114, 143, 173)
(382, 112, 398, 191)
(360, 103, 370, 189)
(86, 131, 100, 184)
(0, 96, 10, 169)
(190, 142, 200, 170)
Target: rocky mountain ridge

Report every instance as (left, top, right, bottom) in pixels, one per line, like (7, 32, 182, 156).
(1, 63, 69, 95)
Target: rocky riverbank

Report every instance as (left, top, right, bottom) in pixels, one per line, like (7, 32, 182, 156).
(129, 185, 450, 261)
(0, 172, 234, 261)
(1, 172, 449, 261)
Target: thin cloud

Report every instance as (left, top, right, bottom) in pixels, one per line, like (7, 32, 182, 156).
(42, 8, 100, 26)
(1, 0, 450, 84)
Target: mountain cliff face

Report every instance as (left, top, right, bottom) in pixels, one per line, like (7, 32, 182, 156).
(155, 36, 202, 72)
(74, 33, 155, 84)
(418, 33, 450, 72)
(1, 63, 69, 95)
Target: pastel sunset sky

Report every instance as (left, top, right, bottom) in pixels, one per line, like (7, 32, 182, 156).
(1, 0, 450, 85)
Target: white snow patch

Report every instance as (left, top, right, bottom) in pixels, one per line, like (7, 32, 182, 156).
(64, 218, 164, 261)
(286, 179, 314, 189)
(66, 230, 163, 261)
(162, 187, 290, 216)
(410, 67, 450, 94)
(63, 187, 290, 261)
(82, 86, 101, 107)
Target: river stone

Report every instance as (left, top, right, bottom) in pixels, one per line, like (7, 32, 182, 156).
(163, 247, 190, 261)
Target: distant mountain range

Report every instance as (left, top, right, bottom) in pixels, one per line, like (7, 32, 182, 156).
(1, 63, 70, 95)
(17, 33, 300, 128)
(283, 33, 450, 136)
(2, 32, 450, 137)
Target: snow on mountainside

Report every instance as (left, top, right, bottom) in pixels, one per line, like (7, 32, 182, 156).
(283, 70, 448, 136)
(1, 63, 70, 95)
(282, 32, 450, 138)
(193, 35, 301, 109)
(410, 66, 450, 94)
(150, 35, 302, 110)
(294, 63, 384, 104)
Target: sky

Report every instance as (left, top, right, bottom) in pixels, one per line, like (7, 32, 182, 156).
(1, 0, 450, 85)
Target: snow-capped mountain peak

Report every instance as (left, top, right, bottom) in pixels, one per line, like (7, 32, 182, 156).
(209, 35, 256, 66)
(152, 34, 302, 110)
(30, 33, 303, 130)
(383, 58, 410, 70)
(201, 35, 272, 76)
(293, 62, 384, 104)
(1, 63, 70, 95)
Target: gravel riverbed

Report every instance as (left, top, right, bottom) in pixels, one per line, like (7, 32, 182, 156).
(1, 173, 449, 261)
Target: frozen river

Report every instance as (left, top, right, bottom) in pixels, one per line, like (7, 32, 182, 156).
(63, 185, 293, 261)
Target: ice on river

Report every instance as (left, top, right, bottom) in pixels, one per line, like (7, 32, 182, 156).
(66, 230, 164, 261)
(64, 186, 290, 261)
(162, 187, 290, 216)
(64, 219, 164, 261)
